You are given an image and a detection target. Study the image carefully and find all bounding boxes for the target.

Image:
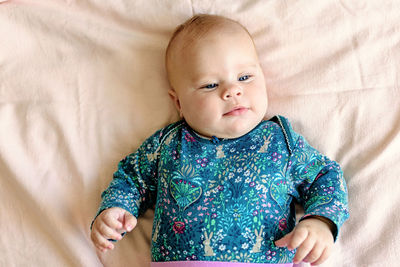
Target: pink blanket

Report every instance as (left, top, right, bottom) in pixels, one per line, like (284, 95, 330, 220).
(1, 0, 399, 266)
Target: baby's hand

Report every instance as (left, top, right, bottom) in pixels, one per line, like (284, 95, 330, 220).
(275, 216, 334, 266)
(90, 207, 137, 253)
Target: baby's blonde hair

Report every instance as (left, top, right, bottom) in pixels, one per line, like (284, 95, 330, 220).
(165, 14, 254, 83)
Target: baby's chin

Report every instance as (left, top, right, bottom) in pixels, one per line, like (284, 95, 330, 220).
(210, 120, 263, 139)
(216, 127, 256, 139)
(186, 112, 265, 140)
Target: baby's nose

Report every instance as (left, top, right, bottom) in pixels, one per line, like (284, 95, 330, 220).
(222, 84, 242, 100)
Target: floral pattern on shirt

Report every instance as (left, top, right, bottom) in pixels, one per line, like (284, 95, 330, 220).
(95, 117, 349, 264)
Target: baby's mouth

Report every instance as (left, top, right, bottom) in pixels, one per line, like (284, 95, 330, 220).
(223, 106, 249, 116)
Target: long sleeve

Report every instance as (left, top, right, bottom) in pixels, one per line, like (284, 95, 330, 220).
(284, 119, 349, 240)
(94, 129, 162, 220)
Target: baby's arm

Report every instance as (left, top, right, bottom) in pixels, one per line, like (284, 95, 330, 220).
(91, 207, 137, 253)
(275, 216, 334, 265)
(91, 129, 165, 252)
(274, 117, 349, 265)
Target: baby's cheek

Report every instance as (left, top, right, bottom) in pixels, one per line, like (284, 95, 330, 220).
(197, 96, 217, 109)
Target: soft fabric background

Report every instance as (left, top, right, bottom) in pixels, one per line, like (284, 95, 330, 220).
(0, 0, 399, 266)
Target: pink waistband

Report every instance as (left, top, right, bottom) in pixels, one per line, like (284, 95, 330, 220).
(150, 261, 293, 267)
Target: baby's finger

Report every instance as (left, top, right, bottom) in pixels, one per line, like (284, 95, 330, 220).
(103, 212, 123, 230)
(293, 235, 316, 264)
(98, 223, 123, 241)
(310, 246, 332, 266)
(275, 231, 293, 248)
(288, 227, 308, 250)
(95, 243, 110, 253)
(124, 212, 137, 232)
(92, 231, 115, 251)
(303, 241, 324, 264)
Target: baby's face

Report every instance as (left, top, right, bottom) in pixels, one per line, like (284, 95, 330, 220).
(168, 26, 268, 139)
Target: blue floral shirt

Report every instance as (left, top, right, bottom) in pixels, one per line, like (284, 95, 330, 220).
(95, 116, 349, 264)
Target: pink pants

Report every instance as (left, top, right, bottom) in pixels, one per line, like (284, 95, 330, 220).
(150, 261, 294, 267)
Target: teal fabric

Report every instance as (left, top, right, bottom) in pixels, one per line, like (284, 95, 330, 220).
(95, 116, 349, 264)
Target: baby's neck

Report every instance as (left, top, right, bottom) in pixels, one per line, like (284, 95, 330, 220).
(191, 130, 223, 143)
(189, 119, 266, 142)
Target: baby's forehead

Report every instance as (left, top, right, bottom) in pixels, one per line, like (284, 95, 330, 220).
(165, 15, 255, 83)
(168, 21, 252, 61)
(176, 19, 247, 47)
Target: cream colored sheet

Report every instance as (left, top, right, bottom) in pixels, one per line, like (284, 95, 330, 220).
(0, 0, 399, 266)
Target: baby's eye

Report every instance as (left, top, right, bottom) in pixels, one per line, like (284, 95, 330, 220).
(201, 83, 218, 89)
(238, 75, 251, 82)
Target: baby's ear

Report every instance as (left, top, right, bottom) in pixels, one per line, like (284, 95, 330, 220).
(168, 89, 182, 117)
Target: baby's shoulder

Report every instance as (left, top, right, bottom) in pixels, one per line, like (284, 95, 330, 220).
(263, 115, 297, 155)
(158, 120, 187, 144)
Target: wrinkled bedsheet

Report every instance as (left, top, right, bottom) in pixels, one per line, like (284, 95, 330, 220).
(0, 0, 399, 266)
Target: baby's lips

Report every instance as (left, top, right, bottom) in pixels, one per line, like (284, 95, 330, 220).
(223, 106, 248, 116)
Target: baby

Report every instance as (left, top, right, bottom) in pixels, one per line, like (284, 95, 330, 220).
(91, 14, 349, 266)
